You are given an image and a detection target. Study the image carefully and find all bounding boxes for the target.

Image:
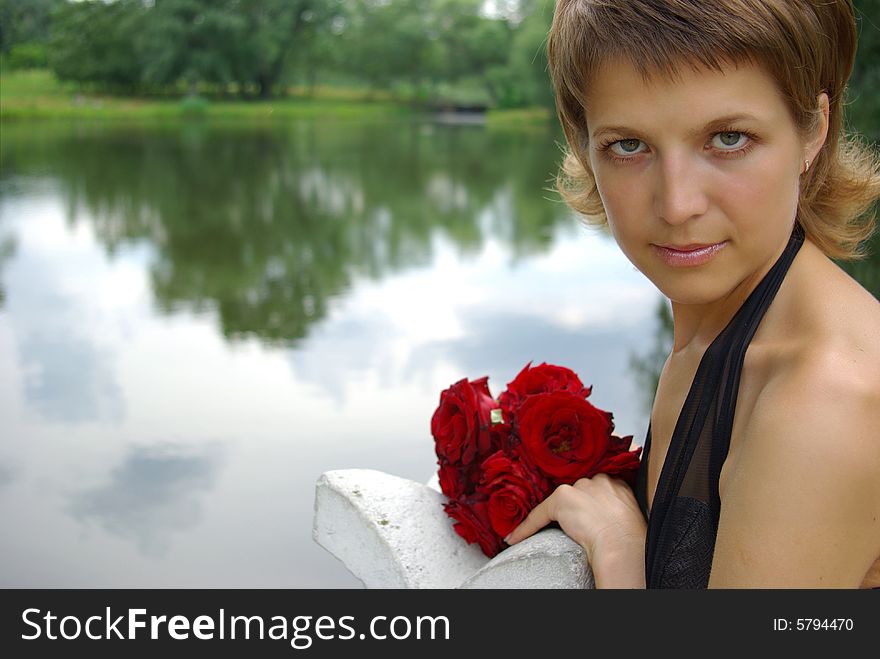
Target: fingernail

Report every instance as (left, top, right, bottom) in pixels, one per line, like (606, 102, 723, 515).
(503, 533, 512, 544)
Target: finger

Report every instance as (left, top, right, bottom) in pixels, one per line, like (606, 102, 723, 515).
(573, 477, 594, 491)
(574, 472, 622, 493)
(504, 497, 554, 546)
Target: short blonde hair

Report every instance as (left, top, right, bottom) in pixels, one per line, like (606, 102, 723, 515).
(548, 0, 880, 260)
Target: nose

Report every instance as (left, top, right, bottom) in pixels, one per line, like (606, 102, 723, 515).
(653, 154, 709, 226)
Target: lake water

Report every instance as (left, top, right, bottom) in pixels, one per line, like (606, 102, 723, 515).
(0, 119, 875, 587)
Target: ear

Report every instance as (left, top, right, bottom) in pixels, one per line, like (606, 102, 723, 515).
(805, 92, 830, 164)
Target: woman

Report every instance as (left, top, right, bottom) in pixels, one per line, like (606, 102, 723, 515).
(505, 0, 880, 588)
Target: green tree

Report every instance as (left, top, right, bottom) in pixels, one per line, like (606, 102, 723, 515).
(136, 0, 247, 92)
(430, 0, 512, 104)
(0, 0, 62, 54)
(136, 0, 340, 97)
(0, 0, 64, 69)
(340, 0, 512, 105)
(221, 0, 341, 98)
(486, 1, 554, 109)
(285, 1, 349, 94)
(850, 0, 880, 139)
(48, 0, 145, 90)
(342, 0, 430, 95)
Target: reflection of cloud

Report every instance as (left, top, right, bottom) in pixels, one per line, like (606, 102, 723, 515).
(0, 462, 16, 489)
(290, 295, 655, 440)
(21, 332, 123, 424)
(69, 444, 222, 557)
(411, 309, 654, 441)
(3, 209, 129, 425)
(288, 313, 400, 404)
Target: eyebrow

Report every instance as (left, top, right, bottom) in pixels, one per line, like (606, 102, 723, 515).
(591, 113, 763, 141)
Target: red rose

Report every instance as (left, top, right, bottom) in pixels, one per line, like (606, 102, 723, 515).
(515, 390, 613, 483)
(605, 433, 636, 454)
(478, 450, 551, 538)
(587, 435, 643, 486)
(443, 498, 504, 558)
(438, 460, 479, 500)
(431, 376, 499, 466)
(498, 362, 592, 414)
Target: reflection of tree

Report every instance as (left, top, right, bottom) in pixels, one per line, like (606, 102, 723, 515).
(0, 121, 570, 344)
(628, 298, 673, 417)
(0, 235, 16, 309)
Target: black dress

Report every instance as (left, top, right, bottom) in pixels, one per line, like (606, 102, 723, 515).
(634, 222, 805, 588)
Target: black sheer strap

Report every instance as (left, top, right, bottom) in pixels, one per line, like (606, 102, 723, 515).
(637, 223, 805, 588)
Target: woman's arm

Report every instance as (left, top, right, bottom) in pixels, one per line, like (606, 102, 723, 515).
(505, 473, 647, 588)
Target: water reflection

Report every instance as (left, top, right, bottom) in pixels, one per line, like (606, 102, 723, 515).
(0, 235, 14, 308)
(629, 299, 674, 417)
(288, 310, 401, 404)
(0, 462, 16, 489)
(1, 121, 568, 347)
(414, 308, 656, 438)
(0, 119, 877, 587)
(69, 444, 222, 557)
(1, 201, 128, 424)
(22, 333, 124, 424)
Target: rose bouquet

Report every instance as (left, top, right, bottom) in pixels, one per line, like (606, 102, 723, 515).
(431, 362, 642, 558)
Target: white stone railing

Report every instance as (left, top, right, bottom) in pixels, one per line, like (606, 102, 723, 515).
(312, 469, 594, 588)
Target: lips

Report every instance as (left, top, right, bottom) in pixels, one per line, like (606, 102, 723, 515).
(651, 240, 728, 267)
(659, 243, 718, 251)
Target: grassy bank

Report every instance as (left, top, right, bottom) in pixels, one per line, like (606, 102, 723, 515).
(0, 69, 415, 122)
(0, 69, 552, 126)
(485, 106, 553, 129)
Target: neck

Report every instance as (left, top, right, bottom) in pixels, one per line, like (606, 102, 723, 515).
(669, 238, 791, 356)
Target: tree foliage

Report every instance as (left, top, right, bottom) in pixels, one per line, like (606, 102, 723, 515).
(48, 0, 146, 90)
(2, 0, 874, 113)
(25, 0, 552, 105)
(0, 0, 64, 69)
(0, 0, 63, 53)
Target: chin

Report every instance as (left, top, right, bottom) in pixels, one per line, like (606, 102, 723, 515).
(649, 273, 737, 306)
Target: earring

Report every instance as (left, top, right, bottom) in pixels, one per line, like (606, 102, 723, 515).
(803, 159, 811, 174)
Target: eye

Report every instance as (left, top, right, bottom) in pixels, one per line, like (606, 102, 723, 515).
(609, 138, 646, 156)
(712, 131, 749, 150)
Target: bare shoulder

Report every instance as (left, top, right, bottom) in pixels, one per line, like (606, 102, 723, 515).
(758, 247, 880, 459)
(709, 323, 880, 587)
(765, 247, 880, 448)
(761, 338, 880, 468)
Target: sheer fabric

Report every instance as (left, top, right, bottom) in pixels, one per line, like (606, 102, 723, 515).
(635, 223, 805, 588)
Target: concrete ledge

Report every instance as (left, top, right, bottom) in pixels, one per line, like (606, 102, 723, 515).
(313, 469, 593, 589)
(461, 528, 593, 589)
(313, 469, 487, 588)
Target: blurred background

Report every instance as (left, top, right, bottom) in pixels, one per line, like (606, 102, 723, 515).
(0, 0, 877, 587)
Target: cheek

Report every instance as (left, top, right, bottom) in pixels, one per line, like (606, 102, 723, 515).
(593, 173, 652, 272)
(718, 151, 800, 232)
(593, 171, 647, 238)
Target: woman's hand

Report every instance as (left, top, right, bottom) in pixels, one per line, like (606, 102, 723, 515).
(505, 473, 647, 588)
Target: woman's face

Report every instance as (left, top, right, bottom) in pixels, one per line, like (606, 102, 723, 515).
(584, 59, 818, 305)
